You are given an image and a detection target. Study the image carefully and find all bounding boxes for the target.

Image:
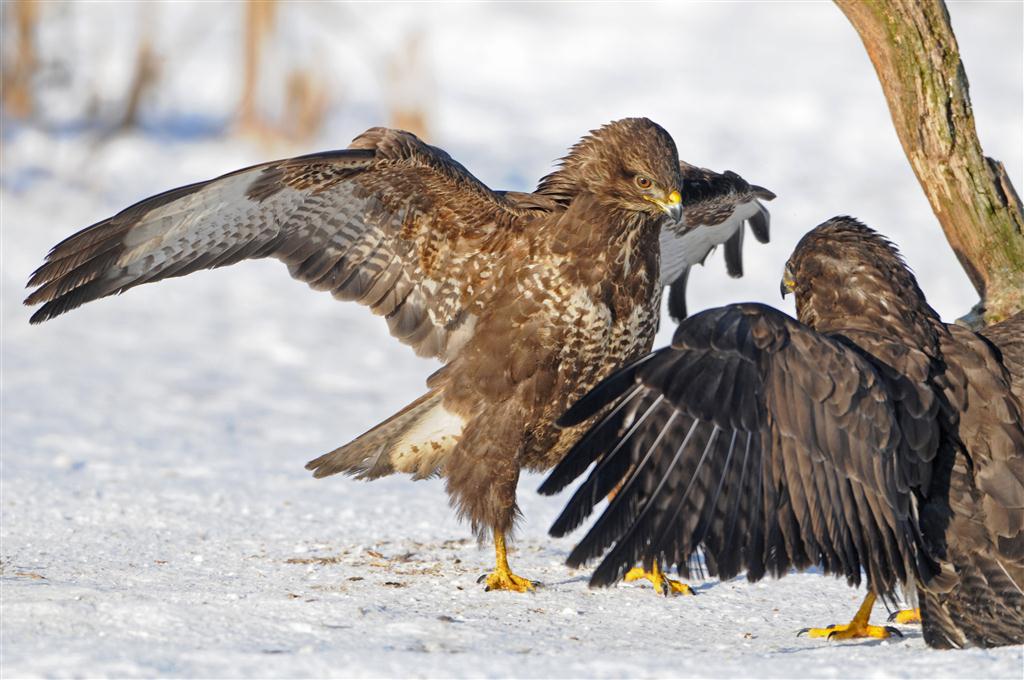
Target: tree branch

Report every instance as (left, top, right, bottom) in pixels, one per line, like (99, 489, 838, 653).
(836, 0, 1023, 324)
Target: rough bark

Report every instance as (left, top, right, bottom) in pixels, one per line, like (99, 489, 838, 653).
(836, 0, 1023, 325)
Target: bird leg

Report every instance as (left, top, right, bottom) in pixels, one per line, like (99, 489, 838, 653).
(888, 608, 921, 624)
(479, 530, 536, 593)
(623, 561, 694, 596)
(798, 592, 902, 640)
(608, 471, 693, 596)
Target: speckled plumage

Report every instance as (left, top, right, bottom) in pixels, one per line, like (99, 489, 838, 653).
(25, 118, 684, 545)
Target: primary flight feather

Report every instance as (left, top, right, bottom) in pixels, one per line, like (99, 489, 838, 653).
(543, 217, 1024, 645)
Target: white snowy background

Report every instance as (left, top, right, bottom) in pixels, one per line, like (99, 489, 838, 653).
(2, 2, 1022, 678)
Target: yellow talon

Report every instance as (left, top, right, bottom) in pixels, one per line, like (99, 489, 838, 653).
(798, 592, 902, 641)
(888, 608, 921, 625)
(481, 531, 536, 593)
(623, 562, 694, 596)
(483, 567, 535, 593)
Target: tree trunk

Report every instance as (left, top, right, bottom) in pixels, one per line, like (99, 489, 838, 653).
(238, 0, 277, 136)
(836, 0, 1023, 325)
(1, 0, 39, 119)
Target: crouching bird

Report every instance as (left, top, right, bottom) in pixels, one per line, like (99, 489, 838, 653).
(541, 216, 1024, 646)
(27, 117, 772, 592)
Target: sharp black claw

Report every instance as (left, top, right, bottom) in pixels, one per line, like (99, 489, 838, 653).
(886, 626, 903, 638)
(476, 574, 487, 584)
(796, 628, 810, 637)
(887, 611, 898, 622)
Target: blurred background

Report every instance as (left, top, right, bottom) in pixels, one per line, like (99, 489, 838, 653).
(2, 0, 1022, 509)
(1, 5, 1022, 675)
(3, 2, 1021, 316)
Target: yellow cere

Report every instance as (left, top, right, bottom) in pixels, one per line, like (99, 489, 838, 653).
(668, 190, 682, 205)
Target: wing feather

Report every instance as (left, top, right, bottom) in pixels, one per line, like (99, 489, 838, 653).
(659, 164, 774, 321)
(25, 130, 533, 362)
(543, 303, 939, 596)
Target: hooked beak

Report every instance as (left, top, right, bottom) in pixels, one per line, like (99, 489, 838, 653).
(780, 276, 795, 298)
(650, 190, 683, 223)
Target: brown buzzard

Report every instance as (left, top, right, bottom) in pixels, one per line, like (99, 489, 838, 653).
(27, 117, 740, 592)
(542, 217, 1024, 646)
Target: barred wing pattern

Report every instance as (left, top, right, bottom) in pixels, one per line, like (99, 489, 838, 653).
(541, 303, 940, 598)
(659, 164, 775, 321)
(25, 128, 529, 361)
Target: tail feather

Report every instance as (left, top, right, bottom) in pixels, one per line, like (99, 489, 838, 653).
(306, 390, 464, 481)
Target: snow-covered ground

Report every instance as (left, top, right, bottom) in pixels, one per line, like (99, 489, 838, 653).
(2, 2, 1022, 678)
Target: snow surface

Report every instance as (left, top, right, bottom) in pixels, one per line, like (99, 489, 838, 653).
(2, 2, 1023, 678)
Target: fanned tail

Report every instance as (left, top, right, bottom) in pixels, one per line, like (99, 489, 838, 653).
(306, 390, 464, 481)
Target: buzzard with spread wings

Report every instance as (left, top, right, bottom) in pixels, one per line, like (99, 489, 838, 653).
(542, 217, 1024, 647)
(25, 118, 769, 592)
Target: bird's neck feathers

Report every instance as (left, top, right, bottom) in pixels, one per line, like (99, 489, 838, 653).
(548, 192, 661, 251)
(534, 126, 618, 205)
(792, 218, 947, 353)
(535, 166, 579, 206)
(798, 263, 945, 353)
(542, 198, 661, 288)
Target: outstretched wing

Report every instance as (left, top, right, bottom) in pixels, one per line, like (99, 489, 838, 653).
(540, 303, 940, 597)
(660, 164, 774, 321)
(25, 128, 532, 361)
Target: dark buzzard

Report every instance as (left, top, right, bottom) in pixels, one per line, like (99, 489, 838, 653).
(542, 217, 1024, 646)
(26, 118, 769, 592)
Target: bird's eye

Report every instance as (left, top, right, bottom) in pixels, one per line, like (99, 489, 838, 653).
(635, 175, 653, 189)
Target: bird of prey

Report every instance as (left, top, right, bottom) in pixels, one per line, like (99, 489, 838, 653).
(661, 163, 774, 321)
(541, 217, 1024, 647)
(27, 117, 739, 592)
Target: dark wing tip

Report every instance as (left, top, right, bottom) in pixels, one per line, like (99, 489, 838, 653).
(750, 184, 776, 201)
(748, 202, 771, 244)
(724, 226, 744, 279)
(28, 306, 55, 325)
(666, 270, 690, 323)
